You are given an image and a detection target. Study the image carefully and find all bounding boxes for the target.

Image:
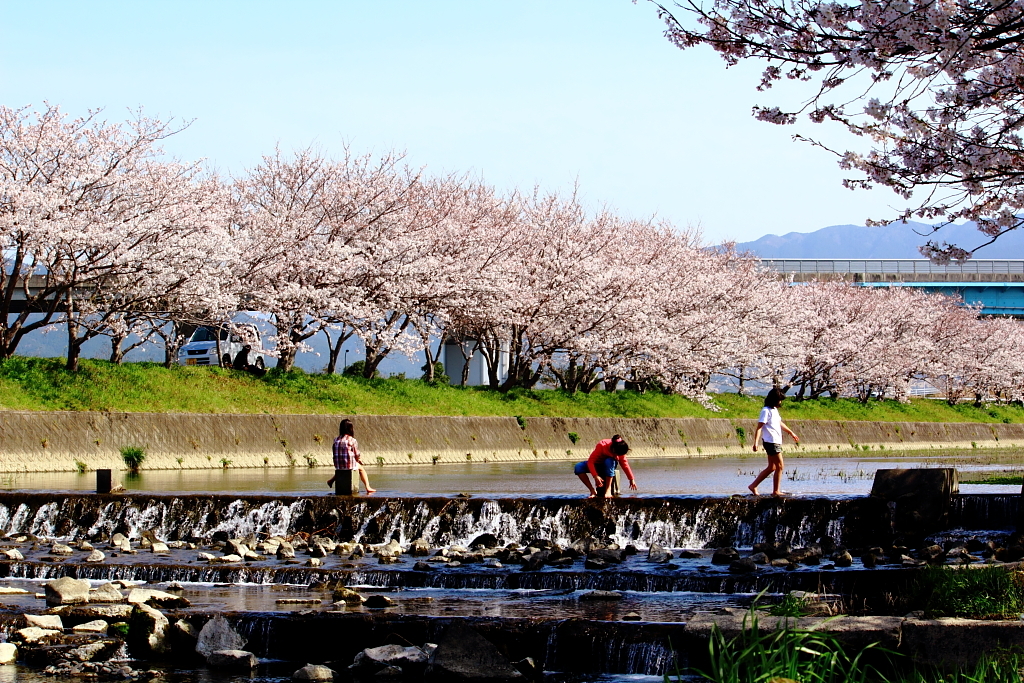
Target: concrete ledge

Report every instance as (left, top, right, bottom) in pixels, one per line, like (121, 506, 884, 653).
(0, 411, 1019, 472)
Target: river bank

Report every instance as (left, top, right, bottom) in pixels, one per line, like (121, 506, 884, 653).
(0, 411, 1022, 473)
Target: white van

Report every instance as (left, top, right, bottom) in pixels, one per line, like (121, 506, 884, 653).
(177, 324, 267, 370)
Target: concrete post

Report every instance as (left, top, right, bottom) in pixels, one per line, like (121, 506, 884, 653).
(334, 469, 356, 496)
(96, 469, 112, 494)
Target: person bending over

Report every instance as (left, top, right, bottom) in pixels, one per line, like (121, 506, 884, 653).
(574, 434, 637, 498)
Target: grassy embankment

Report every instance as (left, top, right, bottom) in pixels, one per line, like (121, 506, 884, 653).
(2, 357, 1024, 424)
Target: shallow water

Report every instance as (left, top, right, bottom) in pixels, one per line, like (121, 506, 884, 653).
(2, 450, 1020, 497)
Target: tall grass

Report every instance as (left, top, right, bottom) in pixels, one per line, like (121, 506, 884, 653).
(0, 357, 1024, 422)
(682, 607, 1024, 683)
(907, 566, 1024, 619)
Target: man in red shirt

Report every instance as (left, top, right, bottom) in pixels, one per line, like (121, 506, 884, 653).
(573, 434, 637, 498)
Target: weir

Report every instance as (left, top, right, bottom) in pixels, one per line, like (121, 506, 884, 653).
(0, 490, 1017, 678)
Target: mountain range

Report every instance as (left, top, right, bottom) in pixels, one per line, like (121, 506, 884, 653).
(735, 221, 1024, 259)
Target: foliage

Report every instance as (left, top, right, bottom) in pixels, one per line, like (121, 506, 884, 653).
(907, 566, 1024, 619)
(342, 361, 379, 379)
(647, 0, 1024, 258)
(958, 472, 1023, 486)
(4, 358, 1024, 424)
(567, 432, 580, 445)
(697, 610, 884, 683)
(765, 592, 809, 618)
(119, 446, 146, 473)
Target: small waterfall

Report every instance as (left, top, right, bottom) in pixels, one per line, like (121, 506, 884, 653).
(948, 494, 1020, 531)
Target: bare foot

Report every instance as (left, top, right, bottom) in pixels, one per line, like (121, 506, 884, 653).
(327, 479, 335, 489)
(748, 484, 759, 496)
(365, 488, 377, 494)
(587, 493, 596, 499)
(772, 491, 787, 497)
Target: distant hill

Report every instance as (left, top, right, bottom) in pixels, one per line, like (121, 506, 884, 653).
(736, 221, 1024, 259)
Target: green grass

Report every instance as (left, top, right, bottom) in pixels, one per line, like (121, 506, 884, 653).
(2, 356, 1024, 421)
(959, 472, 1024, 485)
(907, 566, 1024, 619)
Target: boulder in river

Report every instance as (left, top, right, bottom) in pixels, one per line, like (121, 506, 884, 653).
(426, 623, 522, 681)
(0, 643, 16, 665)
(293, 663, 335, 680)
(350, 643, 429, 675)
(208, 649, 258, 669)
(711, 548, 740, 565)
(45, 576, 91, 606)
(129, 603, 170, 656)
(647, 544, 673, 563)
(195, 614, 246, 658)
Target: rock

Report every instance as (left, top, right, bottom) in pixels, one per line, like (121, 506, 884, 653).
(729, 557, 758, 573)
(49, 604, 134, 621)
(522, 550, 550, 571)
(45, 576, 91, 606)
(50, 543, 74, 555)
(333, 588, 366, 605)
(584, 557, 608, 570)
(647, 544, 673, 563)
(207, 649, 258, 669)
(919, 545, 947, 564)
(870, 468, 958, 538)
(351, 643, 430, 674)
(110, 533, 127, 547)
(309, 543, 328, 559)
(85, 550, 105, 563)
(622, 612, 642, 621)
(749, 552, 770, 565)
(579, 590, 623, 600)
(307, 558, 324, 568)
(197, 552, 216, 561)
(90, 582, 126, 603)
(469, 533, 499, 549)
(72, 620, 109, 634)
(414, 561, 433, 571)
(277, 542, 296, 559)
(13, 627, 61, 644)
(127, 588, 190, 608)
(24, 614, 63, 630)
(426, 623, 523, 681)
(150, 542, 170, 554)
(677, 550, 702, 559)
(586, 548, 625, 564)
(0, 586, 29, 595)
(130, 604, 170, 656)
(1, 549, 23, 560)
(711, 548, 740, 565)
(862, 553, 879, 568)
(196, 614, 247, 658)
(411, 539, 432, 556)
(0, 643, 16, 664)
(173, 619, 199, 652)
(293, 663, 336, 680)
(376, 665, 404, 678)
(226, 540, 250, 557)
(67, 639, 120, 662)
(364, 595, 394, 608)
(376, 539, 403, 559)
(834, 550, 854, 567)
(216, 554, 243, 563)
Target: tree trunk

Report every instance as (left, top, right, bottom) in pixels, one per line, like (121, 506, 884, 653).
(109, 332, 127, 364)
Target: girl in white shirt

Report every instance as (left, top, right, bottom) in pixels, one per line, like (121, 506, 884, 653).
(748, 388, 799, 496)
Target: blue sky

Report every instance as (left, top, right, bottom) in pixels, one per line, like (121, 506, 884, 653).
(1, 1, 905, 243)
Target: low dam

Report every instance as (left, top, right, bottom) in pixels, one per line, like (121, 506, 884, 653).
(0, 489, 1018, 679)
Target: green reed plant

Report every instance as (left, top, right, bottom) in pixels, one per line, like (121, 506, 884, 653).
(698, 611, 885, 683)
(120, 446, 146, 474)
(908, 565, 1024, 619)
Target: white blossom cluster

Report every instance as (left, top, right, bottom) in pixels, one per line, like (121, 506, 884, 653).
(1, 104, 1019, 405)
(651, 0, 1024, 259)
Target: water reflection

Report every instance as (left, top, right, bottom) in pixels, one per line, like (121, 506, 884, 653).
(0, 450, 1019, 497)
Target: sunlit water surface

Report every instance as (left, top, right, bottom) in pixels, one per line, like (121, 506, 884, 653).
(0, 450, 1019, 497)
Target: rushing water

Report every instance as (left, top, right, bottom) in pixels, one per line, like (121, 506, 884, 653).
(0, 452, 1019, 497)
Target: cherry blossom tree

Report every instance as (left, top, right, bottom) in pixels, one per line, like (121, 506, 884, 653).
(647, 0, 1024, 257)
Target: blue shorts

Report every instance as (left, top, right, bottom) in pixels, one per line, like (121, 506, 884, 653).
(574, 458, 616, 478)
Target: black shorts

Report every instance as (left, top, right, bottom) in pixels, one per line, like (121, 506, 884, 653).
(763, 442, 783, 456)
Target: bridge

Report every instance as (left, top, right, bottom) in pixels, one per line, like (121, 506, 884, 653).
(763, 259, 1024, 316)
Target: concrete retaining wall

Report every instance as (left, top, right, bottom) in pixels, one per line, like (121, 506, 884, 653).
(0, 411, 1021, 473)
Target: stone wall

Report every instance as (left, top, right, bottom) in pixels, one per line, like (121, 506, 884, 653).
(0, 411, 1020, 473)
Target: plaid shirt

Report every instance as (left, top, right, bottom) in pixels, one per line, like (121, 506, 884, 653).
(332, 435, 362, 470)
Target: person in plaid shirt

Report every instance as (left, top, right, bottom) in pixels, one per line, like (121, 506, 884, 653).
(326, 419, 375, 494)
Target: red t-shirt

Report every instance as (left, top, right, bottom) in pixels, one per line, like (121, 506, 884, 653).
(587, 438, 635, 482)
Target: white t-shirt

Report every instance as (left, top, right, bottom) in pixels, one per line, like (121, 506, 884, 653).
(758, 406, 782, 444)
